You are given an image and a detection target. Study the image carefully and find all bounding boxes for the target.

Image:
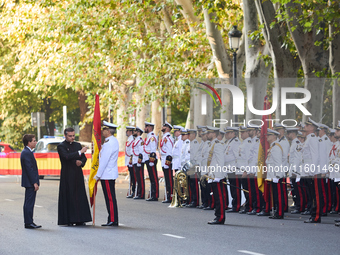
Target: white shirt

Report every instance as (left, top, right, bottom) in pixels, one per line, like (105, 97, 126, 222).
(132, 136, 143, 164)
(266, 141, 283, 181)
(207, 138, 225, 180)
(236, 137, 252, 175)
(190, 139, 200, 166)
(224, 137, 240, 172)
(181, 139, 191, 168)
(96, 135, 119, 180)
(301, 133, 319, 176)
(160, 132, 174, 167)
(172, 135, 183, 170)
(288, 138, 302, 177)
(143, 132, 158, 162)
(125, 135, 134, 166)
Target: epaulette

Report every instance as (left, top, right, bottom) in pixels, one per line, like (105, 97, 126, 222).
(104, 140, 109, 143)
(256, 138, 259, 142)
(311, 134, 315, 137)
(151, 132, 154, 135)
(296, 140, 300, 143)
(167, 134, 171, 137)
(319, 139, 322, 142)
(215, 140, 219, 143)
(325, 137, 328, 140)
(248, 140, 251, 143)
(194, 141, 197, 144)
(186, 141, 189, 144)
(235, 139, 239, 142)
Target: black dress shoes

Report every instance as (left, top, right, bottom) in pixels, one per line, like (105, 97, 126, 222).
(126, 194, 134, 198)
(334, 218, 340, 223)
(304, 218, 321, 223)
(203, 206, 213, 210)
(269, 215, 284, 219)
(162, 200, 171, 203)
(186, 203, 197, 208)
(25, 223, 42, 229)
(75, 222, 86, 226)
(101, 222, 119, 227)
(257, 211, 270, 216)
(239, 210, 247, 214)
(226, 209, 239, 213)
(291, 210, 301, 214)
(208, 219, 225, 225)
(321, 213, 327, 216)
(335, 222, 340, 227)
(330, 210, 338, 214)
(133, 196, 144, 199)
(146, 197, 158, 201)
(247, 210, 257, 215)
(301, 210, 311, 215)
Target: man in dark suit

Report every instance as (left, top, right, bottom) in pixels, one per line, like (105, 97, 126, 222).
(20, 134, 41, 229)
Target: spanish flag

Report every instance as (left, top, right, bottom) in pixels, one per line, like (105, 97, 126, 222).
(89, 94, 101, 207)
(257, 95, 271, 193)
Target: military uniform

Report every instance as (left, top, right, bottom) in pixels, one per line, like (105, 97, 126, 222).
(160, 122, 174, 202)
(198, 129, 211, 209)
(95, 121, 119, 226)
(237, 126, 252, 214)
(144, 122, 159, 201)
(224, 127, 241, 212)
(266, 129, 285, 219)
(302, 118, 322, 223)
(172, 125, 184, 172)
(125, 126, 136, 198)
(288, 131, 304, 213)
(206, 126, 226, 224)
(132, 127, 145, 199)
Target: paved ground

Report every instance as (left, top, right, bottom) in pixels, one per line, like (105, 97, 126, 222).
(1, 175, 339, 255)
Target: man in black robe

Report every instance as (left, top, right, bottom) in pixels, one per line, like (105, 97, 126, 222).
(57, 127, 92, 226)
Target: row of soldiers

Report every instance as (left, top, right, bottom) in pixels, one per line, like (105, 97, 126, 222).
(124, 118, 340, 225)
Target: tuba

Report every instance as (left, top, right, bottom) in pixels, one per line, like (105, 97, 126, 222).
(169, 168, 190, 208)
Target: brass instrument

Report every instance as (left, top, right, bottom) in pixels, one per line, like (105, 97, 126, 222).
(169, 170, 189, 208)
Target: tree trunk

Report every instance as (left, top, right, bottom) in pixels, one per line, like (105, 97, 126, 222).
(254, 0, 301, 121)
(330, 21, 340, 127)
(243, 0, 272, 121)
(175, 0, 200, 32)
(285, 2, 329, 122)
(78, 90, 92, 142)
(116, 85, 131, 152)
(152, 98, 162, 136)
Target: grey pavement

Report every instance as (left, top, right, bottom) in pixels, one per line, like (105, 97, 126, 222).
(0, 175, 339, 255)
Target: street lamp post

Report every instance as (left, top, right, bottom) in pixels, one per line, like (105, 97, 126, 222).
(228, 25, 242, 124)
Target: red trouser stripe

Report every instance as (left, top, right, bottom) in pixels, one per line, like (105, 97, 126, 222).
(105, 180, 115, 222)
(140, 168, 144, 197)
(169, 170, 173, 200)
(236, 177, 240, 211)
(247, 178, 253, 212)
(222, 184, 227, 209)
(195, 173, 199, 205)
(217, 183, 224, 222)
(327, 181, 332, 211)
(152, 165, 158, 198)
(314, 177, 320, 222)
(297, 182, 303, 212)
(254, 178, 261, 213)
(211, 185, 215, 208)
(277, 182, 283, 217)
(283, 178, 288, 211)
(321, 179, 327, 214)
(336, 186, 340, 212)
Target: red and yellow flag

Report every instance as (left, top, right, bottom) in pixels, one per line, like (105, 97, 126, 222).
(89, 94, 101, 207)
(257, 95, 271, 193)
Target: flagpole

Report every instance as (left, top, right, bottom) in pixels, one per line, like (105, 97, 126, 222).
(92, 183, 97, 226)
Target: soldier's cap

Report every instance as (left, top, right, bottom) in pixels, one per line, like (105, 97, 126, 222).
(173, 125, 184, 132)
(181, 128, 189, 135)
(126, 126, 135, 131)
(225, 127, 239, 132)
(206, 126, 220, 133)
(247, 124, 260, 130)
(336, 121, 340, 130)
(267, 128, 280, 136)
(219, 129, 226, 135)
(286, 127, 299, 132)
(201, 128, 208, 135)
(163, 121, 173, 130)
(187, 129, 197, 134)
(297, 131, 303, 137)
(273, 123, 285, 130)
(102, 121, 118, 129)
(239, 126, 248, 132)
(305, 117, 319, 127)
(329, 128, 336, 134)
(318, 123, 329, 130)
(144, 121, 155, 126)
(196, 125, 206, 131)
(135, 126, 144, 133)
